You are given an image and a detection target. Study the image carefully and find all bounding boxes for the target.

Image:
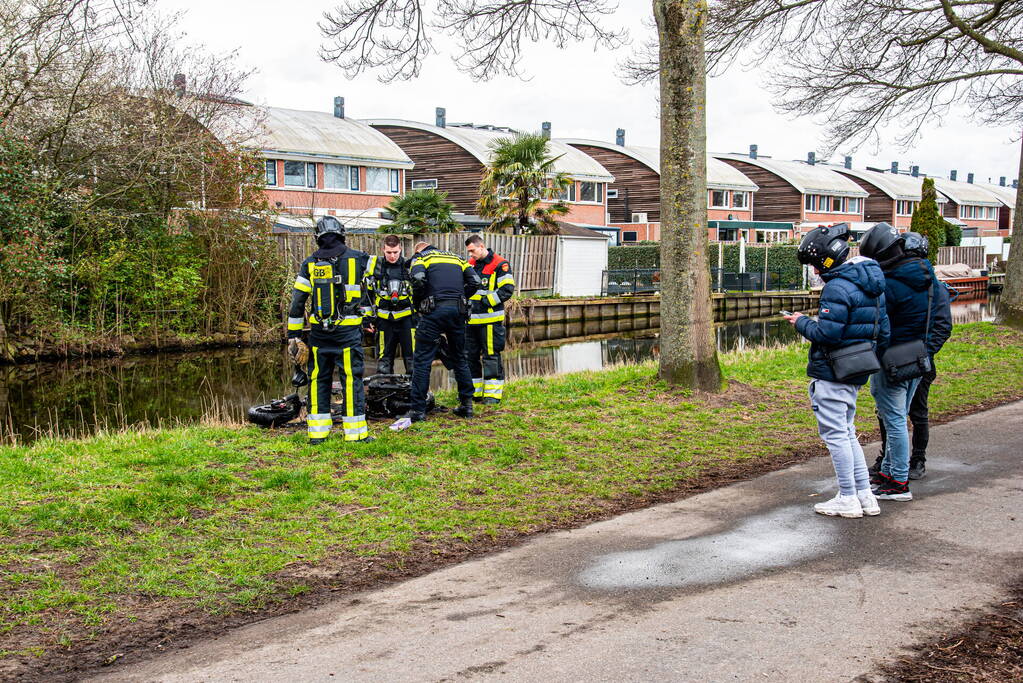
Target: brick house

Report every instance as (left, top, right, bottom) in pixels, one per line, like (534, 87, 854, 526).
(715, 151, 868, 233)
(833, 165, 948, 230)
(975, 181, 1017, 236)
(365, 117, 614, 227)
(256, 101, 414, 220)
(561, 137, 765, 242)
(932, 175, 1005, 237)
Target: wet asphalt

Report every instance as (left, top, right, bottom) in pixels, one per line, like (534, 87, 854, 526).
(94, 401, 1023, 682)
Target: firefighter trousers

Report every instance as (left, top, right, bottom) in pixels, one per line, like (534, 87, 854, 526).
(409, 304, 475, 415)
(376, 316, 415, 375)
(466, 322, 506, 402)
(306, 327, 369, 442)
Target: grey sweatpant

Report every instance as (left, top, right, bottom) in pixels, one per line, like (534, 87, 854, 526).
(809, 379, 870, 495)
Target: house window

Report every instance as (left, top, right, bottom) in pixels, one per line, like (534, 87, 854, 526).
(284, 160, 309, 187)
(350, 166, 360, 191)
(804, 194, 813, 211)
(710, 190, 728, 208)
(718, 228, 739, 241)
(390, 170, 400, 193)
(622, 231, 638, 242)
(732, 192, 748, 208)
(366, 167, 390, 193)
(306, 162, 316, 188)
(832, 196, 843, 212)
(558, 182, 577, 202)
(411, 178, 438, 190)
(324, 163, 352, 190)
(607, 188, 619, 199)
(896, 200, 917, 216)
(987, 206, 997, 220)
(265, 160, 277, 186)
(580, 181, 597, 202)
(597, 183, 604, 202)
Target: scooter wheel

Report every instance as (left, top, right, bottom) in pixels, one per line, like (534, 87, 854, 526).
(246, 394, 302, 428)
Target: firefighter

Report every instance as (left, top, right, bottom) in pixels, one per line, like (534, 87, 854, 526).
(465, 234, 515, 404)
(390, 241, 481, 430)
(287, 216, 373, 444)
(365, 234, 415, 374)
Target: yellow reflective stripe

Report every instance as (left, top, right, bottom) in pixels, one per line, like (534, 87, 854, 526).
(469, 293, 484, 301)
(294, 279, 312, 293)
(487, 292, 500, 307)
(496, 275, 515, 288)
(309, 314, 362, 326)
(379, 331, 385, 358)
(287, 316, 304, 330)
(486, 324, 495, 355)
(469, 312, 505, 324)
(411, 328, 416, 352)
(309, 347, 320, 416)
(422, 256, 464, 268)
(343, 347, 354, 417)
(379, 308, 412, 320)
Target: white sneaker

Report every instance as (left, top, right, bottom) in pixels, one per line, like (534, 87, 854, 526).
(814, 493, 863, 518)
(856, 489, 881, 516)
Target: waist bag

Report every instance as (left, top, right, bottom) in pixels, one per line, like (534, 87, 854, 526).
(880, 286, 933, 382)
(827, 302, 881, 382)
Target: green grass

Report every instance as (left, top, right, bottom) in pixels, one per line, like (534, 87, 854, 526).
(2, 322, 1022, 658)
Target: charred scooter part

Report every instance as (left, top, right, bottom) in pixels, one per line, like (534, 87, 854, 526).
(246, 364, 308, 428)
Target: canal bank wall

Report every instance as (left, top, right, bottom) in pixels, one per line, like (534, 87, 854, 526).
(507, 291, 821, 327)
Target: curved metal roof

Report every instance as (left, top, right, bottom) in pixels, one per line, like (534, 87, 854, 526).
(931, 177, 1003, 207)
(974, 182, 1017, 208)
(254, 107, 413, 168)
(713, 153, 868, 197)
(832, 167, 937, 201)
(559, 139, 759, 192)
(365, 119, 614, 182)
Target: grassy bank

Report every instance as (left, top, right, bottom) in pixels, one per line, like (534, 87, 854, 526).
(2, 322, 1023, 676)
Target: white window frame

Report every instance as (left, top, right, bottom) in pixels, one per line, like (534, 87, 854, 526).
(622, 230, 639, 242)
(710, 189, 729, 208)
(265, 159, 277, 186)
(390, 169, 400, 193)
(365, 166, 391, 193)
(283, 160, 310, 187)
(579, 181, 599, 203)
(731, 191, 748, 208)
(411, 178, 438, 190)
(324, 163, 354, 190)
(606, 188, 619, 199)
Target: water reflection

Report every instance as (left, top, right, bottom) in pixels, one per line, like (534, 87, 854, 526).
(0, 296, 1000, 441)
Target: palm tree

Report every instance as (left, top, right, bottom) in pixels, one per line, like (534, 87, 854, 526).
(381, 189, 461, 234)
(477, 133, 571, 235)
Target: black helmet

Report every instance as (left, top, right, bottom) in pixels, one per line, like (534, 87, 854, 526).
(859, 222, 903, 259)
(902, 231, 929, 258)
(797, 223, 851, 272)
(314, 215, 345, 240)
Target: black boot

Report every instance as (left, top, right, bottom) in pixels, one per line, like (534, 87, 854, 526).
(868, 452, 884, 476)
(453, 403, 474, 418)
(908, 457, 926, 480)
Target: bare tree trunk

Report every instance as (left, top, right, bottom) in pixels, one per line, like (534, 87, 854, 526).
(654, 0, 723, 390)
(1001, 133, 1023, 328)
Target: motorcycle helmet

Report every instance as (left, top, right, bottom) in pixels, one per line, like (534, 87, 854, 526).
(859, 222, 903, 259)
(797, 223, 852, 272)
(902, 231, 929, 258)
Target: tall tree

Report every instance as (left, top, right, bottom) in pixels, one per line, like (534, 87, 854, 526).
(477, 133, 571, 236)
(911, 178, 945, 263)
(320, 0, 724, 389)
(697, 0, 1023, 322)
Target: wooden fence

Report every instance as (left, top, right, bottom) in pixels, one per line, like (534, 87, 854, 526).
(273, 232, 557, 292)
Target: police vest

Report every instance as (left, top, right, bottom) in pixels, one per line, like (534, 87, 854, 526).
(468, 254, 513, 325)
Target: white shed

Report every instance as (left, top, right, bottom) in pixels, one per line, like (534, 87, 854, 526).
(553, 223, 611, 297)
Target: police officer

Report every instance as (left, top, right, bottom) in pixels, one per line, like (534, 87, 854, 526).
(465, 235, 515, 404)
(287, 216, 373, 444)
(365, 234, 415, 374)
(391, 241, 481, 429)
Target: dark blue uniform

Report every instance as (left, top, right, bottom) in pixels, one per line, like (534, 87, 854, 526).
(407, 245, 481, 417)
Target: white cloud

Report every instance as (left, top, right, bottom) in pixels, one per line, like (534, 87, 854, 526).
(161, 0, 1020, 184)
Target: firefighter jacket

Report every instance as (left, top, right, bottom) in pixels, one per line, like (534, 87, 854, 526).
(409, 245, 481, 306)
(287, 244, 373, 339)
(366, 255, 414, 321)
(468, 249, 515, 325)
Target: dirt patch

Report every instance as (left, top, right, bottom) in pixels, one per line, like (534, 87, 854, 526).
(861, 581, 1023, 682)
(5, 393, 1023, 682)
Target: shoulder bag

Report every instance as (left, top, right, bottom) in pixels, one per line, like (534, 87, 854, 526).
(880, 285, 933, 382)
(827, 302, 882, 382)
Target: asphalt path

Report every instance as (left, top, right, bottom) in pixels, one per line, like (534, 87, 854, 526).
(95, 401, 1023, 682)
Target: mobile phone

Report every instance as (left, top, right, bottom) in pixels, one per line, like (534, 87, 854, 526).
(780, 310, 793, 317)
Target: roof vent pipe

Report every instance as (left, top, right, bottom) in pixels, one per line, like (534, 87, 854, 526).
(967, 172, 974, 184)
(749, 144, 758, 159)
(911, 165, 919, 177)
(615, 128, 625, 146)
(807, 151, 816, 165)
(435, 107, 446, 128)
(333, 96, 344, 119)
(891, 161, 899, 174)
(541, 121, 551, 139)
(950, 170, 957, 181)
(173, 73, 186, 98)
(844, 156, 852, 169)
(1000, 176, 1006, 186)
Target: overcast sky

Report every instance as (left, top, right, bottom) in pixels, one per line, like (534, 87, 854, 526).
(162, 0, 1020, 185)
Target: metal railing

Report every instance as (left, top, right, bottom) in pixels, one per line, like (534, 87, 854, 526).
(711, 269, 801, 292)
(602, 269, 661, 295)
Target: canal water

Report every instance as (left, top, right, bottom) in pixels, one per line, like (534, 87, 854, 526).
(0, 297, 999, 442)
